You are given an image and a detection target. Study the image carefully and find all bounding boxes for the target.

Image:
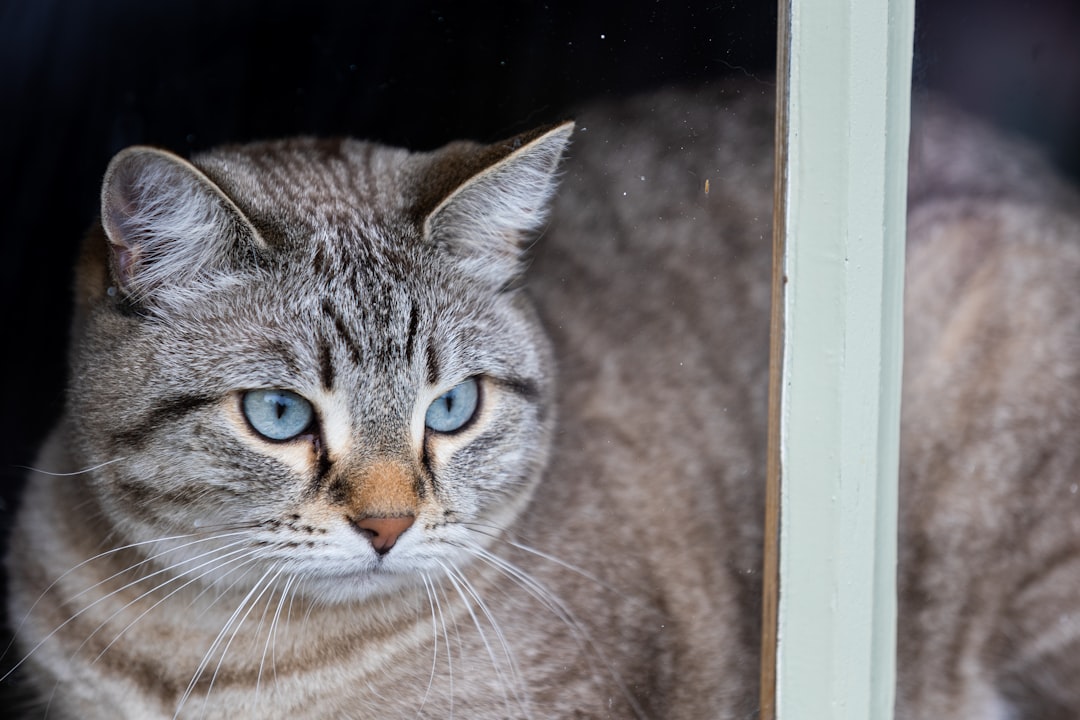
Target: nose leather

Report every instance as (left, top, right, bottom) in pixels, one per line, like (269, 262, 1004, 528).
(350, 515, 415, 555)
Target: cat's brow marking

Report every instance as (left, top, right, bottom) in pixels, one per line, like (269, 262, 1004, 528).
(496, 376, 539, 401)
(404, 302, 420, 363)
(317, 336, 335, 390)
(426, 337, 441, 386)
(321, 298, 363, 368)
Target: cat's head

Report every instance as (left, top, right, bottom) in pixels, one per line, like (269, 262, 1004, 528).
(68, 122, 572, 603)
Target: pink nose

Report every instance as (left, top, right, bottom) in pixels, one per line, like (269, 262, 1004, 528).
(350, 515, 415, 555)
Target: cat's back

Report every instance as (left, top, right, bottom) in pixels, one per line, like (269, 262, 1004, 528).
(899, 98, 1080, 716)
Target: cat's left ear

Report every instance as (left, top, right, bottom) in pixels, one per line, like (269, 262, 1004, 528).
(422, 121, 574, 285)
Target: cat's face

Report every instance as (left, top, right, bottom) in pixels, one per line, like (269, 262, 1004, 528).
(68, 127, 570, 604)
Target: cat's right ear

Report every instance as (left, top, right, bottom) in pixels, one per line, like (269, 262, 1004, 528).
(100, 146, 264, 306)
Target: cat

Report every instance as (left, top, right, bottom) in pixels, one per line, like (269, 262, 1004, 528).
(4, 78, 1080, 719)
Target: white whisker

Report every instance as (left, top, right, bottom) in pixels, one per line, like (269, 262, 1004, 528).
(285, 575, 304, 649)
(176, 566, 277, 720)
(458, 538, 648, 720)
(89, 549, 264, 665)
(416, 574, 439, 718)
(3, 535, 256, 682)
(433, 578, 456, 719)
(462, 522, 638, 605)
(70, 534, 254, 605)
(254, 573, 295, 707)
(436, 560, 525, 719)
(200, 566, 284, 718)
(2, 528, 251, 671)
(18, 457, 129, 477)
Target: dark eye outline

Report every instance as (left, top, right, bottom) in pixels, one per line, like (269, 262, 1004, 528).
(240, 389, 317, 442)
(424, 377, 482, 435)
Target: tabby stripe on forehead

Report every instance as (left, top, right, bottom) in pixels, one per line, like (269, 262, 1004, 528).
(110, 394, 217, 451)
(426, 337, 440, 386)
(404, 302, 420, 363)
(318, 336, 335, 390)
(322, 299, 363, 368)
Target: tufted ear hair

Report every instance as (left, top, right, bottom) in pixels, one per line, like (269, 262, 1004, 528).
(100, 146, 265, 308)
(420, 121, 574, 286)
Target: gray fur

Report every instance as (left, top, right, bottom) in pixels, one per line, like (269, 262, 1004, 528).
(6, 81, 1080, 719)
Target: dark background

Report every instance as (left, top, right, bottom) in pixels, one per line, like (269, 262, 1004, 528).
(1, 0, 1079, 711)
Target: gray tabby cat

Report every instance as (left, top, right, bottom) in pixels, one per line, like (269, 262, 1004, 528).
(5, 80, 1080, 719)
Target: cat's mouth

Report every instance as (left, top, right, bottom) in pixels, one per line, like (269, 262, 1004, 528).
(300, 558, 431, 604)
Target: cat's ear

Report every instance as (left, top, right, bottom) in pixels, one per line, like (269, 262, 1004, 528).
(100, 146, 264, 305)
(422, 121, 574, 285)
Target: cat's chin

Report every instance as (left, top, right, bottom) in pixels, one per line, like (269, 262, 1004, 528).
(299, 565, 428, 605)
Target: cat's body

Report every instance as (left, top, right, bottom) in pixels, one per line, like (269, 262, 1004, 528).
(5, 81, 1080, 719)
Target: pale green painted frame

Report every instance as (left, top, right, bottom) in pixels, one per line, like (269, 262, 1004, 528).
(761, 1, 915, 718)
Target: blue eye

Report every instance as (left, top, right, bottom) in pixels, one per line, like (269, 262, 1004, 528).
(425, 378, 480, 433)
(242, 389, 314, 441)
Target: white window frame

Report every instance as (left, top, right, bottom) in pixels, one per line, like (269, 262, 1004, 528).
(761, 1, 915, 718)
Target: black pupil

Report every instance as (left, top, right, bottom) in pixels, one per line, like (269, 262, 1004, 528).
(275, 399, 288, 419)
